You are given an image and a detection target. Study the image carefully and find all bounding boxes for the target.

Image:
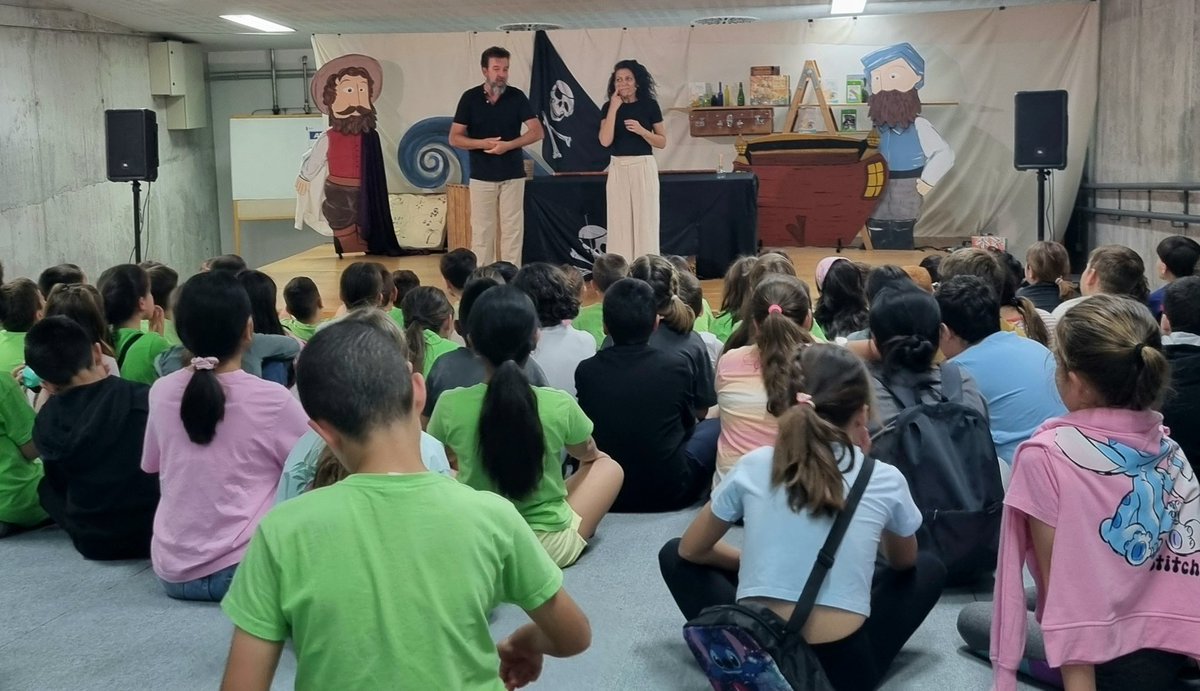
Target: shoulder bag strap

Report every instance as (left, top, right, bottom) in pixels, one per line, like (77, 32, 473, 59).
(117, 331, 145, 368)
(784, 454, 876, 635)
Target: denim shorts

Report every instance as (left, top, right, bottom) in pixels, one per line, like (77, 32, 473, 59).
(160, 563, 238, 602)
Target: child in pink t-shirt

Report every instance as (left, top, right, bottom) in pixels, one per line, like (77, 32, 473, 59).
(957, 294, 1200, 690)
(714, 275, 814, 485)
(142, 272, 309, 601)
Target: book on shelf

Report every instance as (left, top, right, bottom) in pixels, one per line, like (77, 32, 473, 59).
(749, 75, 790, 106)
(798, 106, 822, 132)
(750, 65, 780, 76)
(840, 109, 858, 132)
(845, 74, 866, 104)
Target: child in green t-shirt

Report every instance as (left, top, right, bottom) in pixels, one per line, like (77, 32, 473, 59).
(573, 253, 629, 348)
(711, 255, 756, 344)
(281, 276, 324, 343)
(389, 269, 420, 331)
(98, 264, 171, 385)
(0, 278, 43, 376)
(0, 370, 47, 536)
(138, 262, 182, 346)
(220, 311, 591, 690)
(401, 286, 459, 377)
(427, 285, 624, 569)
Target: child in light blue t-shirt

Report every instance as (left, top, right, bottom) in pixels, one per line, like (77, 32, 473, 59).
(658, 344, 946, 691)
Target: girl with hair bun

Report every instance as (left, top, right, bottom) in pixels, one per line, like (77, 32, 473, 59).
(959, 294, 1200, 690)
(867, 286, 987, 432)
(661, 344, 946, 690)
(714, 274, 815, 484)
(428, 285, 623, 568)
(629, 255, 717, 416)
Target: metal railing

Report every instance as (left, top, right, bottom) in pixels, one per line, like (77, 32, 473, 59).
(1076, 182, 1200, 228)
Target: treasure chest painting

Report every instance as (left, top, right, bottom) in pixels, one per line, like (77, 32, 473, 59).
(734, 133, 888, 248)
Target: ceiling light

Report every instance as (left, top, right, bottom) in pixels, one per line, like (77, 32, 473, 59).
(496, 22, 563, 31)
(220, 15, 295, 33)
(693, 16, 758, 25)
(830, 0, 868, 14)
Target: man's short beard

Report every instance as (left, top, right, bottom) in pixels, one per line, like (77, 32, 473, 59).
(487, 80, 507, 96)
(330, 109, 377, 135)
(867, 89, 922, 129)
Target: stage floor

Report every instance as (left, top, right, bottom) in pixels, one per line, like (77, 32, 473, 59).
(260, 243, 941, 318)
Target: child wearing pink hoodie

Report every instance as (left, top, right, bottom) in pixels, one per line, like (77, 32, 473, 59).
(957, 294, 1200, 690)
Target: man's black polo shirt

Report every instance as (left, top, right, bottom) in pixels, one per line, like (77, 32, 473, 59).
(453, 85, 535, 182)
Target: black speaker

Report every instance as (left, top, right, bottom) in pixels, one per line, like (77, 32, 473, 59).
(1014, 90, 1068, 171)
(105, 109, 159, 182)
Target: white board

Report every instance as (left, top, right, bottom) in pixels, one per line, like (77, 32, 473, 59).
(230, 115, 326, 200)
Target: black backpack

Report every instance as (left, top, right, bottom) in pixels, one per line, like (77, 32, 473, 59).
(870, 363, 1003, 585)
(682, 456, 875, 691)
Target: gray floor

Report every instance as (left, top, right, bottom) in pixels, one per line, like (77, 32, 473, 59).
(2, 509, 1039, 690)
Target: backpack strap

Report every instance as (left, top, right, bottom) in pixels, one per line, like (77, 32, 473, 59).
(939, 362, 964, 403)
(117, 331, 145, 368)
(784, 454, 876, 635)
(874, 374, 919, 410)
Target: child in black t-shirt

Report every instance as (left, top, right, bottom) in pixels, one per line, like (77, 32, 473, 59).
(575, 278, 717, 512)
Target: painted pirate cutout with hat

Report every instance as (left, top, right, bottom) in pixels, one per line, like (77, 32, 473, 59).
(861, 43, 955, 250)
(296, 53, 404, 257)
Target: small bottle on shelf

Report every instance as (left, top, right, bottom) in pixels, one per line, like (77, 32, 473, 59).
(737, 82, 745, 106)
(714, 82, 724, 107)
(724, 84, 733, 107)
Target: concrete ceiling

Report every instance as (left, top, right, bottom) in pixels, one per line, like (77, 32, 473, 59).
(18, 0, 1082, 50)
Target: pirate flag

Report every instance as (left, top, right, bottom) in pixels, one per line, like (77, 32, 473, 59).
(530, 30, 609, 173)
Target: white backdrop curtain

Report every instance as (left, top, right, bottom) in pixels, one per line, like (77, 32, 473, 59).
(313, 1, 1097, 250)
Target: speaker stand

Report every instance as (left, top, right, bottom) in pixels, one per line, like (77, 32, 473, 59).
(130, 179, 143, 262)
(1036, 169, 1050, 242)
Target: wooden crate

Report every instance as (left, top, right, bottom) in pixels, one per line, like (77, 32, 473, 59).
(446, 183, 471, 250)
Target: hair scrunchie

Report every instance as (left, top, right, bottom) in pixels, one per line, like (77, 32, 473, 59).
(191, 356, 219, 371)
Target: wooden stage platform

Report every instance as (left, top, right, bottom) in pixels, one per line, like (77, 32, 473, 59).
(260, 243, 942, 318)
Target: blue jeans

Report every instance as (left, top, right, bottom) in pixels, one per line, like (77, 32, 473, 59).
(684, 418, 721, 475)
(160, 564, 238, 602)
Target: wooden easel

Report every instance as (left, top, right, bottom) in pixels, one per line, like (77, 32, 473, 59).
(783, 60, 838, 134)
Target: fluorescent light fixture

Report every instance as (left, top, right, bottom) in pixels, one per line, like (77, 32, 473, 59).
(830, 0, 867, 15)
(220, 14, 295, 33)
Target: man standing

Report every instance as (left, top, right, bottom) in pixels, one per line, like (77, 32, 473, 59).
(450, 47, 544, 266)
(861, 43, 955, 250)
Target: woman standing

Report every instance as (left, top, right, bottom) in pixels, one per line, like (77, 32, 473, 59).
(599, 60, 666, 259)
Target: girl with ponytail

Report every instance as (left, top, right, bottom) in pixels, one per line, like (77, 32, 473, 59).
(630, 255, 718, 413)
(401, 286, 459, 377)
(427, 286, 624, 568)
(661, 344, 946, 690)
(142, 271, 310, 601)
(714, 275, 815, 484)
(959, 295, 1200, 690)
(867, 286, 987, 432)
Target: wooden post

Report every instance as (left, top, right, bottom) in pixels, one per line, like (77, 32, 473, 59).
(446, 184, 472, 250)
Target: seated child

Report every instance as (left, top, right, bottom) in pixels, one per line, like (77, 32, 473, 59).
(440, 247, 477, 304)
(24, 317, 158, 560)
(573, 253, 629, 347)
(422, 277, 548, 424)
(37, 263, 85, 299)
(143, 271, 309, 601)
(1018, 241, 1076, 313)
(1160, 276, 1200, 472)
(660, 344, 945, 691)
(338, 261, 385, 315)
(139, 262, 181, 345)
(281, 276, 324, 342)
(712, 256, 756, 343)
(958, 295, 1200, 690)
(238, 270, 300, 386)
(488, 260, 519, 283)
(97, 264, 170, 385)
(1052, 245, 1150, 320)
(0, 343, 46, 537)
(813, 256, 869, 340)
(513, 263, 596, 397)
(401, 286, 460, 377)
(220, 314, 591, 690)
(43, 283, 120, 377)
(715, 275, 814, 484)
(0, 278, 43, 375)
(677, 271, 722, 372)
(664, 255, 715, 333)
(726, 252, 827, 348)
(576, 278, 714, 512)
(277, 309, 452, 502)
(389, 269, 420, 328)
(1149, 235, 1200, 318)
(428, 285, 624, 568)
